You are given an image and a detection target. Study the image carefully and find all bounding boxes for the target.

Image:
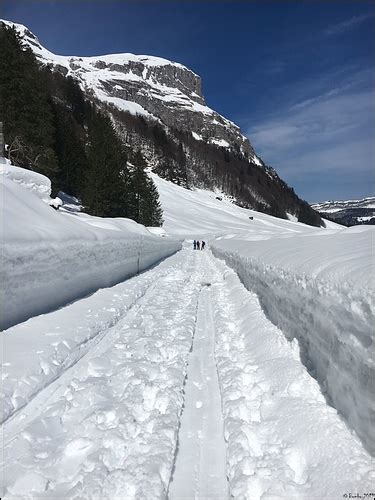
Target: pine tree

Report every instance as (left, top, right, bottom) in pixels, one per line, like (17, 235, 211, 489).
(144, 176, 163, 226)
(82, 107, 130, 217)
(51, 101, 88, 196)
(129, 150, 163, 226)
(0, 23, 59, 178)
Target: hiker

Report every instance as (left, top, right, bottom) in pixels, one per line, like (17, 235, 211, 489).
(196, 240, 200, 250)
(193, 239, 197, 250)
(201, 241, 206, 250)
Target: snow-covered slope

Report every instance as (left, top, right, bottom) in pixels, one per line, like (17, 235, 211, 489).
(151, 172, 339, 238)
(0, 163, 181, 330)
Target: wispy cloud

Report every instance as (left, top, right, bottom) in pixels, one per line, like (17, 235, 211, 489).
(324, 12, 375, 36)
(246, 67, 375, 201)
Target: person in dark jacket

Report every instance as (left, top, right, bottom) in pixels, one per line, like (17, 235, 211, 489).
(201, 241, 206, 250)
(196, 240, 200, 250)
(193, 239, 197, 250)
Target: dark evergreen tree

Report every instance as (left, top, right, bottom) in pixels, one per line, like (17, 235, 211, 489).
(51, 101, 88, 196)
(83, 107, 130, 217)
(144, 176, 164, 226)
(0, 23, 59, 178)
(129, 150, 163, 226)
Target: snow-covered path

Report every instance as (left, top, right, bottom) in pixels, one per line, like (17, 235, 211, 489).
(2, 249, 203, 498)
(1, 247, 374, 499)
(168, 285, 228, 499)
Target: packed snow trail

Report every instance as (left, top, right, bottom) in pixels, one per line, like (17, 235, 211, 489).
(2, 247, 374, 499)
(168, 285, 228, 499)
(2, 249, 202, 498)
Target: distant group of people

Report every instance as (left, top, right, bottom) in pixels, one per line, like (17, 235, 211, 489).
(193, 239, 206, 250)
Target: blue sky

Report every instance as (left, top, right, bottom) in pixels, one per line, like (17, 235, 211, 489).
(2, 1, 374, 202)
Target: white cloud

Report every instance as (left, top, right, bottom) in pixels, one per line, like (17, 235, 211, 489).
(248, 88, 374, 162)
(324, 12, 375, 37)
(246, 72, 375, 198)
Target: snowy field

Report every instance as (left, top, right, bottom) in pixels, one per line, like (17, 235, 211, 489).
(1, 167, 374, 498)
(0, 163, 181, 330)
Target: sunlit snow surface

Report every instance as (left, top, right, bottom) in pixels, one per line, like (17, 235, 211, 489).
(0, 164, 181, 330)
(1, 167, 374, 499)
(154, 173, 375, 455)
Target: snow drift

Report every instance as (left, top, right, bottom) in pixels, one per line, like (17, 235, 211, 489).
(211, 229, 375, 455)
(0, 163, 181, 330)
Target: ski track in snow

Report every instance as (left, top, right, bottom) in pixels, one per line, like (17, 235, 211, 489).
(168, 285, 229, 499)
(1, 248, 374, 499)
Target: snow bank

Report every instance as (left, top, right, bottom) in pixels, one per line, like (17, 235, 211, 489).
(211, 228, 375, 455)
(0, 166, 181, 330)
(0, 161, 51, 201)
(209, 257, 374, 497)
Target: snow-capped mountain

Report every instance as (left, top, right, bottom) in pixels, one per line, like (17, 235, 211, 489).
(311, 197, 375, 226)
(1, 19, 323, 227)
(2, 20, 252, 158)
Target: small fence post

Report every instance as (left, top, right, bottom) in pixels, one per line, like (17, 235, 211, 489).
(0, 122, 5, 164)
(137, 235, 143, 275)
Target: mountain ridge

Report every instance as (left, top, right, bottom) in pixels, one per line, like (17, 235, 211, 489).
(311, 196, 375, 226)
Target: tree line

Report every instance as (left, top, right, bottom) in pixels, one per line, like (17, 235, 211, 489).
(0, 23, 163, 226)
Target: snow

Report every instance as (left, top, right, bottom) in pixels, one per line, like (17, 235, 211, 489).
(211, 227, 375, 455)
(94, 89, 157, 120)
(153, 174, 374, 455)
(191, 131, 204, 141)
(209, 257, 374, 498)
(1, 166, 373, 497)
(209, 137, 231, 148)
(169, 285, 228, 499)
(251, 153, 262, 166)
(151, 172, 325, 239)
(0, 122, 373, 498)
(286, 211, 298, 222)
(0, 165, 181, 330)
(1, 250, 202, 498)
(2, 249, 373, 499)
(0, 161, 52, 202)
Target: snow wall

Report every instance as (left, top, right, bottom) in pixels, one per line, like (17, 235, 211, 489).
(0, 165, 182, 331)
(211, 234, 375, 456)
(1, 237, 181, 331)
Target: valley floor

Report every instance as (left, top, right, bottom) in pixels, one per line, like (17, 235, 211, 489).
(1, 247, 373, 499)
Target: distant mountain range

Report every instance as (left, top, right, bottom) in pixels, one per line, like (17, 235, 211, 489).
(311, 197, 375, 226)
(1, 19, 322, 227)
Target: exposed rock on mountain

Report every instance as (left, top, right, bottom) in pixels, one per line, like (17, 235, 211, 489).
(1, 19, 323, 227)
